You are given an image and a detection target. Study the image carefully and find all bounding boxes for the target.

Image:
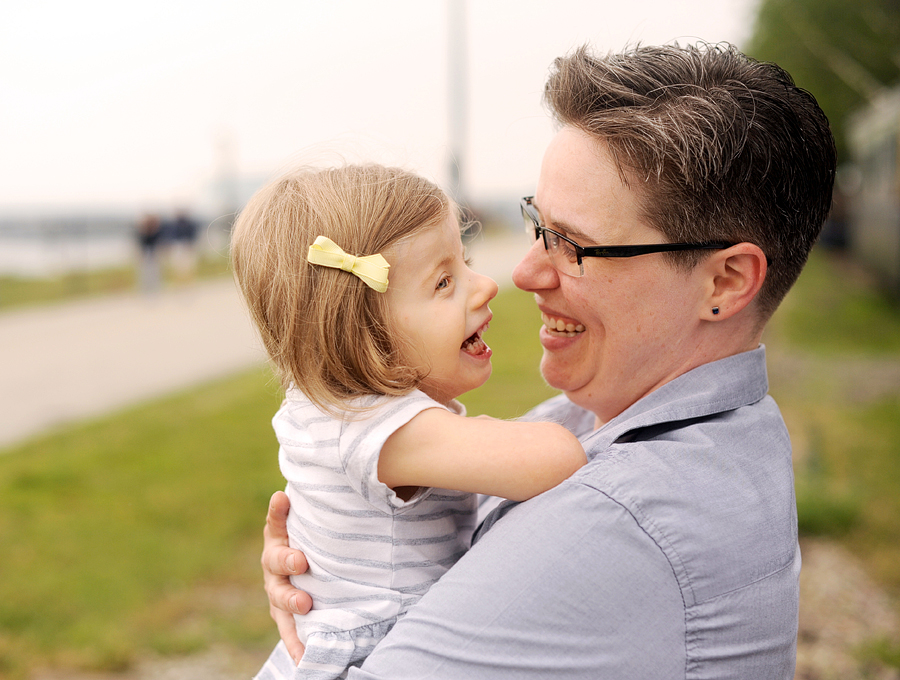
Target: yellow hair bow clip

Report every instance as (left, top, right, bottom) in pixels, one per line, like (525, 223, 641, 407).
(307, 236, 390, 293)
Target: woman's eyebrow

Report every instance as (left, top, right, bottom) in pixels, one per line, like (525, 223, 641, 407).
(534, 200, 593, 242)
(554, 221, 593, 242)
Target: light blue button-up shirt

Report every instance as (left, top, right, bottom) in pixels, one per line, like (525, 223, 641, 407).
(351, 346, 799, 679)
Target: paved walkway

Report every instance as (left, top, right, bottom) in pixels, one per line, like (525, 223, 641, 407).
(0, 232, 528, 451)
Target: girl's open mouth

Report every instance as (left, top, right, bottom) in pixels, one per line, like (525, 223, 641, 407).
(461, 323, 491, 357)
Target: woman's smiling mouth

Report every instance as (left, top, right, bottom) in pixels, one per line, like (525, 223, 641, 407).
(541, 313, 585, 337)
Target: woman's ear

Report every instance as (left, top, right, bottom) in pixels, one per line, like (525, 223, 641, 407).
(702, 243, 767, 321)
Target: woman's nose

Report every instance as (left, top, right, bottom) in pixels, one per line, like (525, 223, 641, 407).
(512, 237, 558, 292)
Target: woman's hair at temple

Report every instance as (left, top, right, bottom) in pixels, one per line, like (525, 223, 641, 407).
(544, 42, 836, 320)
(230, 163, 451, 414)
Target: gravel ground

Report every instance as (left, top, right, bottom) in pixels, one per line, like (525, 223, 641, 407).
(796, 538, 900, 680)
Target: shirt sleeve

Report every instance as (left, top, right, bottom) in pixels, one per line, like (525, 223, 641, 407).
(348, 478, 686, 679)
(340, 392, 459, 513)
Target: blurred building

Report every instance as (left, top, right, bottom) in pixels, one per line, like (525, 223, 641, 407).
(0, 214, 136, 277)
(847, 86, 900, 301)
(0, 212, 231, 278)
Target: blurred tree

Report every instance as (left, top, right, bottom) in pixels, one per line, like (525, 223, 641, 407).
(744, 0, 900, 160)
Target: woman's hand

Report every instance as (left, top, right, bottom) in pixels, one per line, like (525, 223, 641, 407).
(262, 491, 313, 664)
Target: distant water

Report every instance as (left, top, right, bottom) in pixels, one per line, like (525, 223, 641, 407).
(0, 215, 229, 277)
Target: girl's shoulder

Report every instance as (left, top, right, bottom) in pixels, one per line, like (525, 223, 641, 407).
(275, 389, 459, 446)
(280, 388, 463, 420)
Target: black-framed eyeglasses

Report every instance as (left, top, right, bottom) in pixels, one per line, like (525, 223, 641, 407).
(521, 196, 736, 277)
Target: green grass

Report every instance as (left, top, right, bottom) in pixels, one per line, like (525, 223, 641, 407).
(764, 249, 900, 599)
(0, 286, 553, 679)
(0, 252, 231, 312)
(768, 250, 900, 355)
(0, 267, 137, 310)
(0, 368, 285, 678)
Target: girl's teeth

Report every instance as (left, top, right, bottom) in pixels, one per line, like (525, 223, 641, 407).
(462, 334, 489, 355)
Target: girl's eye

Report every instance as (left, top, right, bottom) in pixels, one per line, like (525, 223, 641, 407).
(436, 276, 451, 290)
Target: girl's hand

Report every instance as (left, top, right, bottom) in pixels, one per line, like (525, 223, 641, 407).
(262, 491, 312, 664)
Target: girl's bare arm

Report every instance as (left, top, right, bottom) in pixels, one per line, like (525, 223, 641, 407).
(377, 409, 586, 501)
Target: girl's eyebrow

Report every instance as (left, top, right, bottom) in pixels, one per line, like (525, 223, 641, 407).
(436, 254, 456, 274)
(419, 254, 454, 287)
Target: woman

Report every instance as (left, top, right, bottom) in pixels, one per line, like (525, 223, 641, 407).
(258, 42, 835, 679)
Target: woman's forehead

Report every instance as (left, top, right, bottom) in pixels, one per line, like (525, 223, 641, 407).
(536, 128, 654, 244)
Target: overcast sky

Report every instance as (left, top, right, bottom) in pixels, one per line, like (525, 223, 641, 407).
(1, 0, 758, 215)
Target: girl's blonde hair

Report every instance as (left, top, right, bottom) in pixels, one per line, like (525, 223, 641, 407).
(231, 164, 452, 414)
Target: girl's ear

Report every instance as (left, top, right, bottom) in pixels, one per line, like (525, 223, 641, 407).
(701, 243, 767, 321)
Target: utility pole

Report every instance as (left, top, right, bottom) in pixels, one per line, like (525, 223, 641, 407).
(215, 130, 240, 229)
(447, 0, 468, 208)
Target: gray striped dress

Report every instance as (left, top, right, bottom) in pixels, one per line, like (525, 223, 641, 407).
(253, 389, 477, 680)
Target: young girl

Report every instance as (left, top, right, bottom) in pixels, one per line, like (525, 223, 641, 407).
(231, 164, 585, 679)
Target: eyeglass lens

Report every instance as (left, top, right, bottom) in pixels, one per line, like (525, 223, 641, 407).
(521, 206, 583, 277)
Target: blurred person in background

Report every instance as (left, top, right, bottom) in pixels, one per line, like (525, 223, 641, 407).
(136, 212, 162, 293)
(170, 209, 199, 282)
(258, 41, 836, 679)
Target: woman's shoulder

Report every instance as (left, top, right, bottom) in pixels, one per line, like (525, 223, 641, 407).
(520, 394, 596, 436)
(572, 412, 796, 604)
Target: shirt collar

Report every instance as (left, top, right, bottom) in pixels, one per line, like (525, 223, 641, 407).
(581, 346, 769, 455)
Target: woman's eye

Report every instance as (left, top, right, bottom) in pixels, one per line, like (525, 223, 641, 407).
(560, 241, 579, 262)
(549, 234, 577, 262)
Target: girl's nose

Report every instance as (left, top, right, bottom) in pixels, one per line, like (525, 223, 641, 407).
(472, 271, 499, 307)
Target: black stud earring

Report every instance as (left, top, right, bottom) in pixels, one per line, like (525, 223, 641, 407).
(712, 307, 720, 315)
